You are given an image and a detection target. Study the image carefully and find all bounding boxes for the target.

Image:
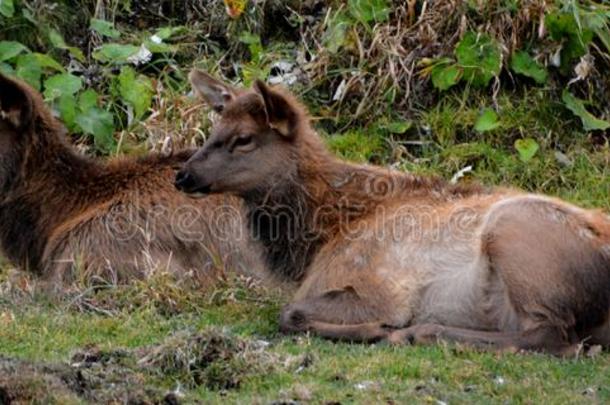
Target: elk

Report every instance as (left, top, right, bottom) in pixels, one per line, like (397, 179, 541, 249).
(176, 69, 610, 355)
(0, 73, 264, 287)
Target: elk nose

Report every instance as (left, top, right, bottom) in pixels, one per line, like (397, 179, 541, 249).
(174, 170, 195, 192)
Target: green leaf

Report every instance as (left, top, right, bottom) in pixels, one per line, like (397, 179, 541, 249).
(455, 32, 502, 87)
(323, 11, 350, 54)
(0, 0, 14, 18)
(48, 29, 85, 61)
(0, 41, 27, 62)
(78, 89, 99, 112)
(474, 108, 501, 132)
(117, 66, 154, 119)
(154, 26, 185, 40)
(510, 51, 547, 84)
(143, 39, 176, 54)
(431, 63, 461, 90)
(383, 121, 412, 134)
(0, 62, 14, 76)
(15, 54, 42, 90)
(545, 12, 593, 71)
(57, 94, 77, 129)
(75, 107, 115, 153)
(238, 32, 263, 62)
(514, 138, 539, 163)
(43, 73, 82, 100)
(93, 43, 140, 64)
(90, 18, 121, 39)
(31, 53, 64, 72)
(561, 90, 610, 131)
(348, 0, 390, 24)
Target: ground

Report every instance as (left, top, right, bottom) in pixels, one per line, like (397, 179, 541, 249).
(1, 0, 610, 403)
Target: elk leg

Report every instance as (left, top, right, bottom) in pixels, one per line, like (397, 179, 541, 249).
(279, 286, 397, 342)
(387, 323, 579, 356)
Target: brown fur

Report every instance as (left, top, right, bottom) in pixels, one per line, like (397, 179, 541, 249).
(179, 70, 610, 355)
(0, 73, 265, 287)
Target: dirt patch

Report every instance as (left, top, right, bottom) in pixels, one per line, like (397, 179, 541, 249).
(0, 328, 281, 404)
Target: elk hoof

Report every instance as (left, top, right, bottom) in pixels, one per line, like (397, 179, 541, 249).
(387, 324, 444, 345)
(279, 305, 309, 334)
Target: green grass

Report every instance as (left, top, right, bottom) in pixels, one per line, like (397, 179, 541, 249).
(1, 85, 609, 402)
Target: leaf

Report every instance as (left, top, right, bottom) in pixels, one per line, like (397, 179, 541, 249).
(431, 63, 461, 90)
(43, 73, 82, 100)
(383, 120, 412, 134)
(0, 41, 27, 62)
(545, 12, 593, 71)
(76, 107, 115, 153)
(455, 32, 502, 87)
(474, 108, 501, 132)
(15, 54, 42, 89)
(561, 90, 610, 131)
(48, 29, 85, 61)
(93, 43, 140, 64)
(78, 89, 99, 112)
(154, 26, 185, 40)
(0, 0, 14, 18)
(510, 51, 547, 84)
(323, 11, 350, 54)
(117, 66, 153, 119)
(514, 138, 539, 162)
(90, 18, 120, 39)
(0, 62, 14, 76)
(238, 32, 263, 62)
(31, 53, 64, 72)
(223, 0, 247, 18)
(57, 94, 77, 128)
(348, 0, 390, 24)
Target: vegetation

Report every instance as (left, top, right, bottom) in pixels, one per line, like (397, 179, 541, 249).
(0, 0, 609, 402)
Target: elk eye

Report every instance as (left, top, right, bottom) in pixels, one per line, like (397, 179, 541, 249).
(212, 140, 223, 149)
(230, 135, 254, 152)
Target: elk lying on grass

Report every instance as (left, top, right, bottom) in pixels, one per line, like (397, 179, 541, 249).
(0, 73, 264, 287)
(176, 69, 610, 355)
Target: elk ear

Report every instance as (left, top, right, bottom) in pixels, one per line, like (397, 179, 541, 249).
(0, 73, 33, 131)
(253, 80, 298, 138)
(189, 69, 236, 113)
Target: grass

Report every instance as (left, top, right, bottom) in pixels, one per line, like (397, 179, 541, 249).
(1, 0, 609, 402)
(1, 84, 608, 403)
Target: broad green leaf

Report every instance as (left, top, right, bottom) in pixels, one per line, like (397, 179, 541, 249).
(15, 54, 42, 89)
(455, 32, 502, 87)
(0, 41, 27, 62)
(90, 18, 121, 39)
(93, 43, 140, 64)
(510, 51, 547, 84)
(514, 138, 539, 162)
(238, 32, 263, 62)
(43, 73, 82, 100)
(474, 108, 501, 132)
(143, 39, 176, 54)
(78, 89, 99, 112)
(31, 53, 64, 72)
(562, 90, 610, 131)
(383, 121, 412, 134)
(0, 0, 14, 18)
(57, 94, 77, 128)
(546, 12, 593, 71)
(431, 63, 461, 90)
(117, 66, 154, 119)
(76, 107, 115, 153)
(348, 0, 390, 24)
(0, 62, 14, 76)
(323, 11, 350, 54)
(48, 29, 85, 61)
(154, 26, 185, 40)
